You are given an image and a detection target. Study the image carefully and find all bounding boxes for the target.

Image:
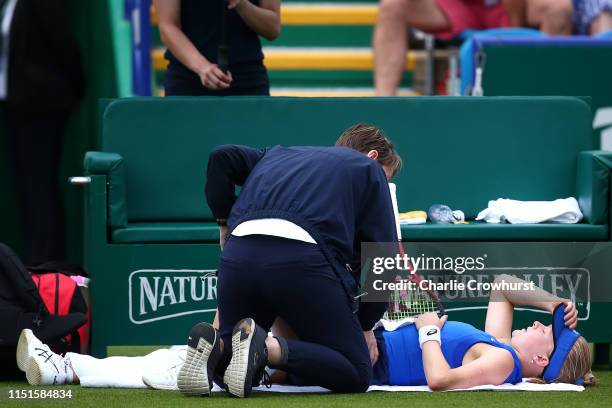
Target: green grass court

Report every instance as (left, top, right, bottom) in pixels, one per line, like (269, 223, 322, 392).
(1, 371, 610, 408)
(1, 346, 610, 408)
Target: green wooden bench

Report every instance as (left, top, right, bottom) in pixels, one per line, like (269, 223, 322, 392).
(81, 96, 612, 357)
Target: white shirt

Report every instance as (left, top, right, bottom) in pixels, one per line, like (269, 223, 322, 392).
(0, 0, 18, 100)
(232, 218, 316, 244)
(231, 182, 400, 244)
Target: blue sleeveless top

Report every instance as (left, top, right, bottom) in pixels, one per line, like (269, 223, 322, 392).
(374, 322, 522, 386)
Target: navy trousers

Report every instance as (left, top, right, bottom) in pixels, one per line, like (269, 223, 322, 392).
(216, 234, 372, 393)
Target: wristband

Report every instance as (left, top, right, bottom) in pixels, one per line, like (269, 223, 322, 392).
(418, 325, 441, 349)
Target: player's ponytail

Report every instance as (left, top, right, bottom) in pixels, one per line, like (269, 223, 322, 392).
(581, 370, 598, 386)
(550, 336, 596, 386)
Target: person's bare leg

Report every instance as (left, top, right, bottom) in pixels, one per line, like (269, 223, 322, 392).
(374, 0, 410, 96)
(526, 0, 572, 35)
(268, 317, 297, 384)
(590, 11, 612, 35)
(503, 0, 528, 27)
(265, 336, 282, 366)
(373, 0, 450, 96)
(373, 0, 450, 95)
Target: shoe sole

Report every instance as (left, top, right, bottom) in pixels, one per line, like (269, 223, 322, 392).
(177, 323, 219, 397)
(224, 318, 258, 398)
(16, 329, 34, 373)
(25, 356, 44, 386)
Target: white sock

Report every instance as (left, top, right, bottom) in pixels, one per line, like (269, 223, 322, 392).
(63, 354, 75, 384)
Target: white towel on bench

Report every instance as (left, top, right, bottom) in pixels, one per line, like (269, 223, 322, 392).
(476, 198, 583, 224)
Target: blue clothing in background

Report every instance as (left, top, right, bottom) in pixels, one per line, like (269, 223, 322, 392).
(573, 0, 612, 35)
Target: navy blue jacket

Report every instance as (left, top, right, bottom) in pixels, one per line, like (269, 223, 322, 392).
(205, 145, 397, 329)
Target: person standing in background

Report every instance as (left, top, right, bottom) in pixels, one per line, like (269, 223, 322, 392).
(155, 0, 280, 96)
(0, 0, 84, 265)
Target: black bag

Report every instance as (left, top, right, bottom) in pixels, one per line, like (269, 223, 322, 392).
(0, 243, 87, 379)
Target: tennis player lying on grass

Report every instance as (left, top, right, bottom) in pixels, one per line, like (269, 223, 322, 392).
(376, 274, 594, 388)
(267, 274, 596, 390)
(16, 275, 596, 390)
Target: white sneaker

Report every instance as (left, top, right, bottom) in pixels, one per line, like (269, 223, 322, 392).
(16, 329, 45, 373)
(25, 342, 70, 385)
(142, 347, 187, 391)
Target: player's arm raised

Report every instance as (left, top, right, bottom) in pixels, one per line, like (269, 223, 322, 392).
(485, 274, 578, 343)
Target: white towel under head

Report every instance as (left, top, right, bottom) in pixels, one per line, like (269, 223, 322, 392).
(476, 198, 583, 224)
(207, 382, 584, 393)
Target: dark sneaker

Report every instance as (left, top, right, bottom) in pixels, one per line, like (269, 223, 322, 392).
(224, 318, 268, 398)
(177, 322, 222, 397)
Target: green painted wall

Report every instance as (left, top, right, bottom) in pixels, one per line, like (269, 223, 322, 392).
(0, 0, 120, 264)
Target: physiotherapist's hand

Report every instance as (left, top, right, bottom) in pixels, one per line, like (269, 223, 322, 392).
(363, 330, 379, 366)
(414, 312, 447, 330)
(219, 226, 228, 250)
(198, 62, 232, 90)
(551, 300, 578, 329)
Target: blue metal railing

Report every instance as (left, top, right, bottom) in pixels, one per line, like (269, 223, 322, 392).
(126, 0, 152, 96)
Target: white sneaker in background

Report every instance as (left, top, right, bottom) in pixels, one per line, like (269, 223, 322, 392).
(142, 346, 187, 390)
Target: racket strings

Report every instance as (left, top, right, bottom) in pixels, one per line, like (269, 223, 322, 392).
(383, 284, 439, 321)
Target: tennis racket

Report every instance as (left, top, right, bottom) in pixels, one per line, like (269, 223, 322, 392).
(383, 184, 445, 322)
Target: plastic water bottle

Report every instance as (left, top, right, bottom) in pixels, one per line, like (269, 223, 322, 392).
(428, 204, 455, 223)
(429, 205, 466, 223)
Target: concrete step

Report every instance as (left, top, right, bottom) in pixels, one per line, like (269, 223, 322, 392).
(151, 3, 378, 27)
(155, 86, 418, 97)
(152, 47, 456, 71)
(270, 87, 418, 97)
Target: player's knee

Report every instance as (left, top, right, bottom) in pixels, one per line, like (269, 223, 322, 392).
(378, 0, 408, 20)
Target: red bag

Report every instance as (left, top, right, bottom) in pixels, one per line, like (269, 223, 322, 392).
(30, 271, 90, 354)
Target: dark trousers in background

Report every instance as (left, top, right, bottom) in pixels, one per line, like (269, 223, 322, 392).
(2, 105, 68, 265)
(216, 234, 372, 393)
